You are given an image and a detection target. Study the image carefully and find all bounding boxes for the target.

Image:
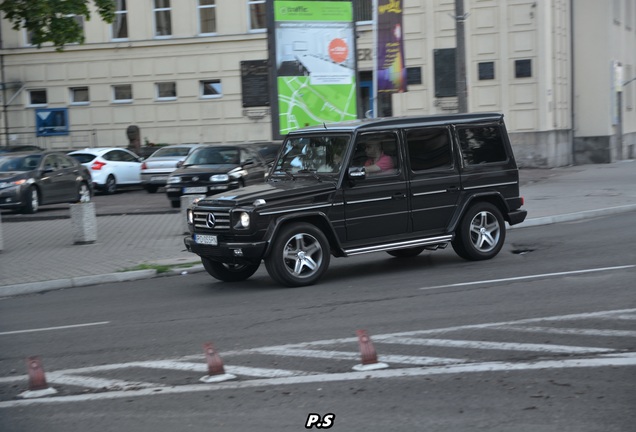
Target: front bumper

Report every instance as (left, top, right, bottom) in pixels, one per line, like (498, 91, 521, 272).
(166, 183, 239, 200)
(184, 235, 267, 264)
(0, 186, 25, 209)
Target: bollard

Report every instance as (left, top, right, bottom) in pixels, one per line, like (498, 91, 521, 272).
(0, 213, 3, 252)
(70, 202, 97, 244)
(180, 195, 205, 234)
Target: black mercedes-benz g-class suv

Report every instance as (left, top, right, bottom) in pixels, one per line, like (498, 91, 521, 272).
(184, 113, 527, 287)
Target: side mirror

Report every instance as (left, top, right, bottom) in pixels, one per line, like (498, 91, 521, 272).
(242, 159, 254, 166)
(176, 161, 184, 168)
(347, 166, 366, 180)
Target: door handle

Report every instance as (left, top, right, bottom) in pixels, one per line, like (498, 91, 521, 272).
(392, 192, 406, 199)
(446, 186, 459, 192)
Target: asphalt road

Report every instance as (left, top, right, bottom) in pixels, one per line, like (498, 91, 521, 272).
(0, 213, 635, 431)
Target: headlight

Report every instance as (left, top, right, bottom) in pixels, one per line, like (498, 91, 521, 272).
(167, 176, 181, 184)
(210, 174, 229, 182)
(239, 212, 250, 228)
(187, 209, 194, 224)
(0, 179, 27, 189)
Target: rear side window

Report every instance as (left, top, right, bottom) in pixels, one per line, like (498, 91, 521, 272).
(70, 153, 97, 164)
(406, 127, 452, 171)
(153, 147, 192, 157)
(457, 126, 507, 165)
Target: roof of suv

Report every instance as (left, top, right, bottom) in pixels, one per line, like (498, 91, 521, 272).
(289, 112, 504, 134)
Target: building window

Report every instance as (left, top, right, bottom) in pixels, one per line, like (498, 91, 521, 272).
(354, 0, 372, 22)
(112, 0, 128, 40)
(70, 87, 90, 105)
(112, 84, 133, 103)
(198, 0, 217, 35)
(156, 82, 177, 100)
(248, 0, 266, 31)
(515, 59, 532, 78)
(154, 0, 172, 37)
(478, 62, 495, 80)
(28, 89, 47, 106)
(200, 80, 222, 98)
(434, 48, 456, 97)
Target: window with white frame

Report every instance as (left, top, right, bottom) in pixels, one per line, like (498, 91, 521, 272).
(198, 0, 217, 35)
(112, 84, 133, 103)
(28, 89, 47, 106)
(156, 82, 177, 100)
(70, 87, 90, 105)
(248, 0, 266, 31)
(200, 80, 222, 98)
(112, 0, 128, 40)
(154, 0, 172, 37)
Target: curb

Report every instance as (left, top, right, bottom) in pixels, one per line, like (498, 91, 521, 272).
(511, 204, 636, 229)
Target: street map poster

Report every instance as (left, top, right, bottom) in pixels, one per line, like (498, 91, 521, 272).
(272, 1, 358, 136)
(376, 0, 406, 93)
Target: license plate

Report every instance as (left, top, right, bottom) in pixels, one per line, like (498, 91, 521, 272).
(151, 176, 168, 182)
(183, 186, 207, 194)
(194, 234, 217, 245)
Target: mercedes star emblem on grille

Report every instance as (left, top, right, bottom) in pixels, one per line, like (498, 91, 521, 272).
(192, 176, 199, 182)
(206, 213, 216, 228)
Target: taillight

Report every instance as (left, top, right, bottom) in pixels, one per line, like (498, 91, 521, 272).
(141, 162, 147, 170)
(91, 161, 106, 170)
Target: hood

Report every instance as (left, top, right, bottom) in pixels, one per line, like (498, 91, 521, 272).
(0, 171, 29, 182)
(171, 164, 240, 176)
(198, 178, 337, 207)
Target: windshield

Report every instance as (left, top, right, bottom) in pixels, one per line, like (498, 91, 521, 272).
(184, 147, 239, 165)
(274, 135, 349, 175)
(0, 154, 42, 172)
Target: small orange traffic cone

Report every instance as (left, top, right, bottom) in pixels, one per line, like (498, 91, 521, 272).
(353, 330, 389, 371)
(19, 356, 58, 398)
(199, 342, 237, 383)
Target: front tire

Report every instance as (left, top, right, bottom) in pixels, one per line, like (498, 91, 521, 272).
(145, 185, 159, 193)
(265, 223, 330, 287)
(201, 257, 260, 282)
(170, 199, 180, 208)
(452, 202, 505, 261)
(21, 186, 40, 214)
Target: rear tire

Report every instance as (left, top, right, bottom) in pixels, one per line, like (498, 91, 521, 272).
(387, 247, 425, 258)
(104, 175, 117, 195)
(145, 185, 159, 193)
(452, 202, 505, 261)
(170, 199, 180, 208)
(201, 257, 260, 282)
(265, 223, 330, 287)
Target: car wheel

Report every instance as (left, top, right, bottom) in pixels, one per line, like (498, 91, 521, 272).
(104, 175, 117, 194)
(265, 222, 330, 287)
(170, 200, 180, 208)
(21, 187, 40, 214)
(452, 202, 505, 261)
(77, 182, 92, 203)
(201, 257, 260, 282)
(145, 185, 159, 194)
(387, 247, 425, 258)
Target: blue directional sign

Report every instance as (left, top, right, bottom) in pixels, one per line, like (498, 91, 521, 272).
(35, 108, 69, 136)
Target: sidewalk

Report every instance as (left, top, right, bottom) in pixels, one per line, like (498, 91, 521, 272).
(1, 160, 635, 297)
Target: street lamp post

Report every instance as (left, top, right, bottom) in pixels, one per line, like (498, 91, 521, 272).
(455, 0, 468, 113)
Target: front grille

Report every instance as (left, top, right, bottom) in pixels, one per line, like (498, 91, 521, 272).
(193, 208, 231, 231)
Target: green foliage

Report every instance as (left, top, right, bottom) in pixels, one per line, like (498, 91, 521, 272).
(0, 0, 115, 51)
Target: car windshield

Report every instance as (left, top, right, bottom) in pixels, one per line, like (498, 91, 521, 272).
(152, 147, 193, 158)
(0, 154, 42, 172)
(184, 147, 240, 165)
(274, 135, 349, 175)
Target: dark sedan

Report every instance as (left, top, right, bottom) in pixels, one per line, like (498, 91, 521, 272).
(165, 143, 277, 208)
(0, 151, 93, 214)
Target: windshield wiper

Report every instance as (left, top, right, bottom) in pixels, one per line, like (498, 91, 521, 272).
(273, 170, 296, 180)
(297, 169, 322, 182)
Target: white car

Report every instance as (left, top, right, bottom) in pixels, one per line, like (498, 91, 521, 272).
(68, 147, 142, 194)
(140, 144, 203, 193)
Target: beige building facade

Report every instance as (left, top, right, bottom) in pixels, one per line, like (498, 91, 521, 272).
(0, 0, 634, 167)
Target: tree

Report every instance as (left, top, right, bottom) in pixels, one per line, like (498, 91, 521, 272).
(0, 0, 115, 51)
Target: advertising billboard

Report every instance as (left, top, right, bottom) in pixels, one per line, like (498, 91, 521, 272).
(270, 1, 358, 138)
(376, 0, 406, 94)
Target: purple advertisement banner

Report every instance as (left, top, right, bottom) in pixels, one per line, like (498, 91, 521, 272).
(376, 0, 406, 93)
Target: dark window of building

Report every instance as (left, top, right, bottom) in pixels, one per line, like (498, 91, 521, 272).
(434, 48, 456, 97)
(354, 0, 372, 22)
(478, 62, 495, 80)
(515, 59, 532, 78)
(407, 67, 422, 85)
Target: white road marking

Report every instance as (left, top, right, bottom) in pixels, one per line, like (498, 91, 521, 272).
(374, 336, 611, 354)
(254, 347, 465, 366)
(2, 353, 635, 408)
(0, 321, 110, 336)
(491, 325, 636, 338)
(140, 360, 313, 378)
(47, 373, 158, 390)
(419, 265, 636, 290)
